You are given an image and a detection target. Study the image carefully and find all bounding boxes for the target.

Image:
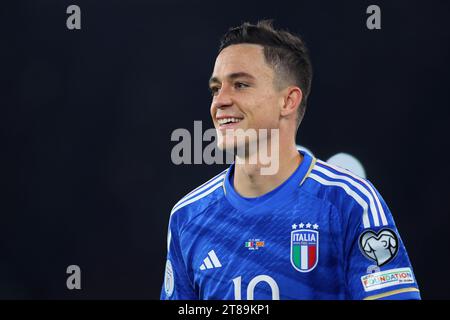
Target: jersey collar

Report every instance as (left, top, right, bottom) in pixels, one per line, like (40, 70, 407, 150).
(223, 150, 314, 211)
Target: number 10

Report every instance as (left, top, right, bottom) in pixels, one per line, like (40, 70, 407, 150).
(232, 275, 280, 300)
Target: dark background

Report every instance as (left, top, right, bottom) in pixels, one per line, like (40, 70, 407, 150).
(1, 0, 449, 299)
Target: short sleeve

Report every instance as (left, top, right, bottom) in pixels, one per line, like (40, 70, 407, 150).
(344, 182, 421, 300)
(160, 213, 197, 300)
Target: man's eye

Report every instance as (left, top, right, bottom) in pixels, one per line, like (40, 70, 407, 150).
(209, 87, 220, 96)
(235, 82, 249, 89)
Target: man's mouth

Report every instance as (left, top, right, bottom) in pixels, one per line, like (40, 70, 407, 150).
(217, 117, 243, 128)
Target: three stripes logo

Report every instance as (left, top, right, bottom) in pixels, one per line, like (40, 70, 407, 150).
(199, 250, 222, 270)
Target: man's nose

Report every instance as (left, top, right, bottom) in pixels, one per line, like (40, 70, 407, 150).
(213, 87, 233, 109)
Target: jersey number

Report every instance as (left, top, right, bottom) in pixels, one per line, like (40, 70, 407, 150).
(232, 275, 280, 300)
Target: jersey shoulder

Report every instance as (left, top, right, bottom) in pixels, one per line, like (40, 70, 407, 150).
(169, 168, 228, 228)
(302, 158, 389, 229)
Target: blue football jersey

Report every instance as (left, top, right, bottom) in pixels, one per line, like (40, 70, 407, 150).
(161, 151, 421, 300)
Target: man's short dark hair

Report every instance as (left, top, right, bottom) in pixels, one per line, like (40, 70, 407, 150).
(219, 20, 312, 128)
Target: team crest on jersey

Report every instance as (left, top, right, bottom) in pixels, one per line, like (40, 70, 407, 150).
(290, 223, 319, 272)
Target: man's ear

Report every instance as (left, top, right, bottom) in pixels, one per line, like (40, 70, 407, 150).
(280, 86, 303, 118)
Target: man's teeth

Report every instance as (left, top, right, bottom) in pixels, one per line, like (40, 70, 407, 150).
(218, 118, 242, 125)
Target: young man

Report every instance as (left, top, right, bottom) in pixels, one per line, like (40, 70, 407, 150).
(161, 21, 421, 300)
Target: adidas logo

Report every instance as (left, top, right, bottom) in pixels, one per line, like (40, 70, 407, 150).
(199, 250, 222, 270)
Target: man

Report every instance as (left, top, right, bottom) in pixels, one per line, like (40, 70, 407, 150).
(161, 20, 421, 300)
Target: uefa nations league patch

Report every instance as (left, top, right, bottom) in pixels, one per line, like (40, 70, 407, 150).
(359, 228, 399, 266)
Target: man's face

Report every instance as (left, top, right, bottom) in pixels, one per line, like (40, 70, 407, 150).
(209, 44, 283, 151)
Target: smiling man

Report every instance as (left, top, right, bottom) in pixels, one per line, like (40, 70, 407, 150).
(161, 20, 421, 300)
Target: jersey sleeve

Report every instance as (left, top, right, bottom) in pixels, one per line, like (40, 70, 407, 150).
(344, 181, 421, 300)
(160, 212, 197, 300)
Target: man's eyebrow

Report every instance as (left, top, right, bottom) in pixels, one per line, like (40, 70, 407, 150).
(209, 72, 256, 86)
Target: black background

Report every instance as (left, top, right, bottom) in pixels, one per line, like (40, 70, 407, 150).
(1, 0, 449, 299)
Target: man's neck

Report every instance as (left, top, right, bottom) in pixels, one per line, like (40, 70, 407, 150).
(233, 144, 302, 198)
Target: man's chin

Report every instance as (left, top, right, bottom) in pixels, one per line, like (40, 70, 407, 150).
(217, 142, 237, 152)
(218, 140, 255, 158)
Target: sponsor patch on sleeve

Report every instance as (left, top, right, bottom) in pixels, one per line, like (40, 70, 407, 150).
(164, 259, 175, 297)
(361, 267, 415, 292)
